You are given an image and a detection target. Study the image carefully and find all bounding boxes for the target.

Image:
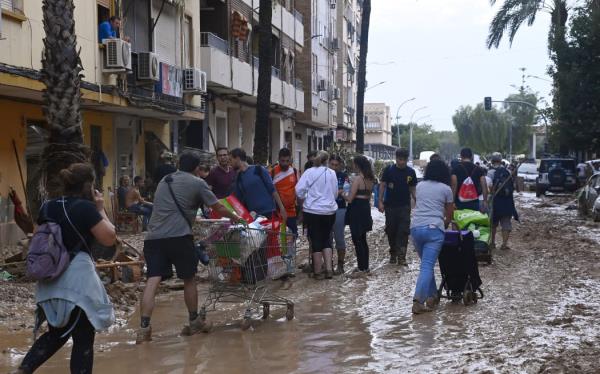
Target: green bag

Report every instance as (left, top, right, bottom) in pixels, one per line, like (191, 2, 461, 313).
(467, 223, 490, 243)
(454, 209, 490, 229)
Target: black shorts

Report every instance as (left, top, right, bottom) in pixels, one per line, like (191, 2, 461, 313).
(143, 235, 198, 280)
(303, 212, 336, 252)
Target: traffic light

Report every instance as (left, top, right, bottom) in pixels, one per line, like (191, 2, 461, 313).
(484, 97, 492, 111)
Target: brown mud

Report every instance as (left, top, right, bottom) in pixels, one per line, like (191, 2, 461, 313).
(1, 192, 600, 373)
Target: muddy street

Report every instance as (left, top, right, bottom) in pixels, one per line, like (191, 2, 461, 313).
(2, 193, 600, 373)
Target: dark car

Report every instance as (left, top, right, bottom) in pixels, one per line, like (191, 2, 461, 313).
(535, 158, 578, 197)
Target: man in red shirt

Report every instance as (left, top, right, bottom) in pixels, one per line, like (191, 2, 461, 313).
(271, 148, 299, 234)
(206, 147, 237, 199)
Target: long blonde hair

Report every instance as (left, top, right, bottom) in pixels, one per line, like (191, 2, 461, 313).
(314, 150, 329, 167)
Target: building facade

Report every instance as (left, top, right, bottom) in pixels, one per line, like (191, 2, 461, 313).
(335, 0, 361, 147)
(199, 0, 304, 166)
(364, 102, 392, 145)
(0, 0, 205, 246)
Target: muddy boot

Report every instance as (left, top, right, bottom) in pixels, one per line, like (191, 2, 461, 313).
(182, 316, 213, 336)
(334, 262, 345, 275)
(135, 325, 152, 344)
(398, 249, 408, 266)
(389, 254, 398, 265)
(425, 296, 440, 309)
(412, 301, 433, 314)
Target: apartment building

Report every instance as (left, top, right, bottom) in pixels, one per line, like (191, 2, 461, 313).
(335, 0, 361, 148)
(364, 103, 394, 159)
(0, 0, 205, 246)
(295, 0, 338, 164)
(199, 0, 305, 165)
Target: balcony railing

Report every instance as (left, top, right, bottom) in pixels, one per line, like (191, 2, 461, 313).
(200, 32, 229, 54)
(293, 9, 303, 23)
(294, 78, 303, 90)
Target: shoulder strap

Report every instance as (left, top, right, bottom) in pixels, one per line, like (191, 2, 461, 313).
(61, 198, 93, 257)
(165, 174, 192, 229)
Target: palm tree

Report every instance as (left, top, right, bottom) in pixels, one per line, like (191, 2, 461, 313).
(486, 0, 568, 52)
(355, 0, 371, 154)
(253, 0, 273, 165)
(39, 0, 89, 199)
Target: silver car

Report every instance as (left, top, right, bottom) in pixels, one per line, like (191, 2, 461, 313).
(578, 173, 600, 222)
(517, 163, 538, 191)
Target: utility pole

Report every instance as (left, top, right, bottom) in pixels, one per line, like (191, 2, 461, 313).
(409, 106, 427, 160)
(395, 97, 415, 147)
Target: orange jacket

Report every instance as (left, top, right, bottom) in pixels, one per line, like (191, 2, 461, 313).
(271, 164, 298, 217)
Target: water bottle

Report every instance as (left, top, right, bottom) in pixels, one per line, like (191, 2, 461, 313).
(343, 180, 351, 197)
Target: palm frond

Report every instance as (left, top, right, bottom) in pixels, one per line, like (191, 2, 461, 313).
(487, 0, 545, 48)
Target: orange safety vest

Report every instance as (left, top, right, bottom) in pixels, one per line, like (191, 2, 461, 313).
(271, 164, 298, 217)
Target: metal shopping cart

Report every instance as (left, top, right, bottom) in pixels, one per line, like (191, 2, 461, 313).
(193, 219, 296, 330)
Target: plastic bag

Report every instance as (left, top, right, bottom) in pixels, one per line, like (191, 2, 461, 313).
(454, 209, 490, 229)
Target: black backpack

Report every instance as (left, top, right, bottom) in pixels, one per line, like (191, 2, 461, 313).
(493, 167, 514, 197)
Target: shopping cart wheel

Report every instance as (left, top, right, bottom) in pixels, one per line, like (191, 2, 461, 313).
(286, 304, 295, 321)
(463, 290, 474, 306)
(241, 318, 252, 331)
(262, 303, 270, 319)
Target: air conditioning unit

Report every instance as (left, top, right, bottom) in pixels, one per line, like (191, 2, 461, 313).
(183, 68, 207, 93)
(332, 87, 341, 100)
(330, 38, 340, 51)
(318, 79, 327, 92)
(137, 52, 160, 81)
(330, 0, 336, 9)
(103, 39, 132, 72)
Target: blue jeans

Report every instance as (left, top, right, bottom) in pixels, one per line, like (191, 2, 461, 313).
(331, 208, 346, 250)
(411, 226, 445, 304)
(128, 202, 153, 229)
(286, 216, 298, 236)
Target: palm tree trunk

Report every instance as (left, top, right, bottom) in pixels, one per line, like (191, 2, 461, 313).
(39, 0, 89, 200)
(253, 0, 273, 165)
(355, 0, 371, 154)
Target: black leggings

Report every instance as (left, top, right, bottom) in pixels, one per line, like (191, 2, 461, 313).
(19, 307, 95, 374)
(352, 231, 369, 271)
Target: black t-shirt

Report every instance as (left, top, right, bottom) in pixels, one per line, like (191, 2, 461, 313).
(381, 165, 417, 207)
(154, 164, 177, 184)
(451, 161, 484, 199)
(38, 197, 103, 252)
(335, 171, 349, 209)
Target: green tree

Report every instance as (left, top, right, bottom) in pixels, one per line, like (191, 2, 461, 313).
(503, 90, 538, 154)
(453, 105, 512, 155)
(39, 0, 89, 200)
(253, 0, 273, 165)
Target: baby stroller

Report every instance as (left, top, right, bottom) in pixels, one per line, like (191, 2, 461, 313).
(437, 230, 484, 305)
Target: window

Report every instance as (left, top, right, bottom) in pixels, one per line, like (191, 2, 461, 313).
(97, 2, 110, 31)
(184, 15, 193, 68)
(312, 53, 318, 92)
(1, 0, 23, 13)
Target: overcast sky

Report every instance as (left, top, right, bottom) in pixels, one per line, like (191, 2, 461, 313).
(365, 0, 554, 131)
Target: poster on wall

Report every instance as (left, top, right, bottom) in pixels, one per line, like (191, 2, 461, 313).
(156, 62, 183, 98)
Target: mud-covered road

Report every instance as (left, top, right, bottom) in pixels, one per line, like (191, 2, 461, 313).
(1, 192, 600, 373)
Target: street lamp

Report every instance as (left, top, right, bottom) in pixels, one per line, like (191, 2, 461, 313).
(395, 97, 416, 147)
(527, 74, 552, 83)
(416, 114, 431, 123)
(409, 106, 427, 160)
(365, 80, 386, 92)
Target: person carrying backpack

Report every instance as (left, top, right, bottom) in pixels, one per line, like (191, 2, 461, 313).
(451, 148, 488, 212)
(488, 153, 519, 250)
(17, 163, 117, 374)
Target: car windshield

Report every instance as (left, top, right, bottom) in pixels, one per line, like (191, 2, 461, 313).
(540, 160, 576, 172)
(518, 163, 537, 174)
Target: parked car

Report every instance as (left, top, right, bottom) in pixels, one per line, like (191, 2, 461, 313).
(536, 158, 578, 197)
(517, 162, 538, 191)
(577, 173, 600, 222)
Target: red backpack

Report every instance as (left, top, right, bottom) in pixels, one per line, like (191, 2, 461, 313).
(458, 165, 479, 202)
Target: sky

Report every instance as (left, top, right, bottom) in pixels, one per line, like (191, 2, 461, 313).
(365, 0, 554, 131)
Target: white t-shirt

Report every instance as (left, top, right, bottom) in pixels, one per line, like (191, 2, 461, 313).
(295, 166, 338, 215)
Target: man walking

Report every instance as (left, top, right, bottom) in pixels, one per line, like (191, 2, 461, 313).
(451, 148, 488, 212)
(230, 148, 287, 221)
(271, 148, 299, 234)
(137, 152, 242, 343)
(488, 153, 519, 250)
(378, 148, 417, 266)
(206, 147, 237, 199)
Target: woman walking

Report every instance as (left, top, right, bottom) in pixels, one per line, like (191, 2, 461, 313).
(16, 163, 117, 373)
(296, 151, 338, 279)
(410, 159, 454, 314)
(344, 155, 374, 274)
(329, 155, 349, 274)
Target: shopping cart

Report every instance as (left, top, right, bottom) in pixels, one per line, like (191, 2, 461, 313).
(193, 219, 296, 330)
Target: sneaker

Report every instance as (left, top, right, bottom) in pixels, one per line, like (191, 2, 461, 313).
(398, 257, 408, 266)
(313, 272, 325, 280)
(389, 255, 398, 265)
(324, 270, 333, 279)
(135, 326, 152, 344)
(182, 316, 213, 336)
(425, 296, 440, 309)
(412, 301, 433, 314)
(500, 243, 510, 251)
(333, 264, 345, 275)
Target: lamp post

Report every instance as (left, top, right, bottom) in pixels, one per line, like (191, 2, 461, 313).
(409, 106, 427, 160)
(365, 80, 386, 92)
(395, 97, 416, 147)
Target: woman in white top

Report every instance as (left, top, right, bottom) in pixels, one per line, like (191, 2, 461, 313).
(296, 151, 338, 279)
